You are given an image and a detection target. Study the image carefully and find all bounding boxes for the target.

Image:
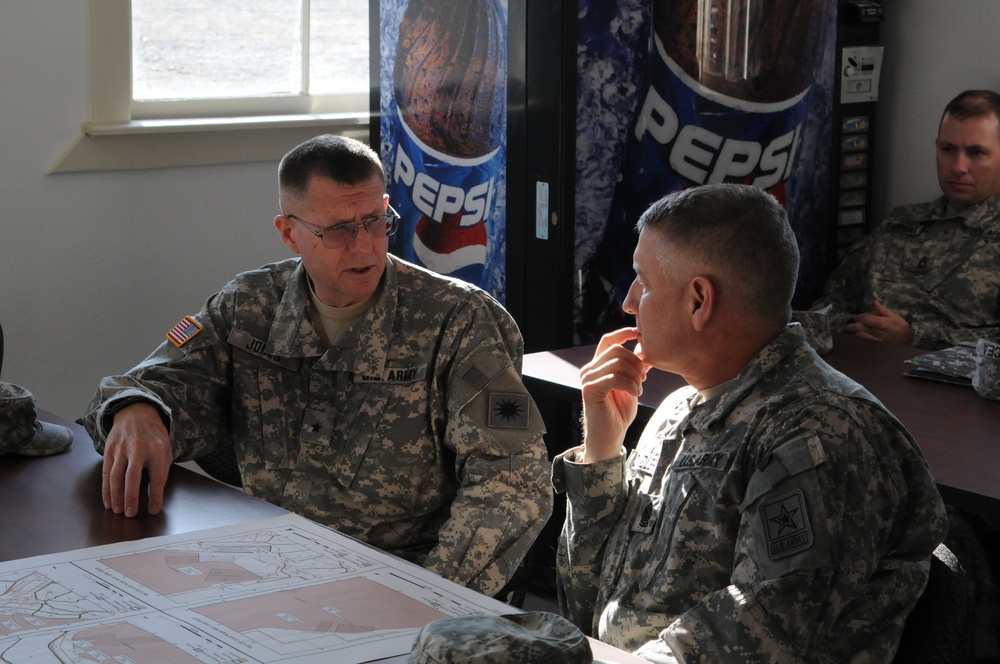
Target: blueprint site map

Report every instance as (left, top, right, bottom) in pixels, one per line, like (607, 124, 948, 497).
(0, 513, 511, 663)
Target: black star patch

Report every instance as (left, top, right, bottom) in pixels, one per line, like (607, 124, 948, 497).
(299, 409, 335, 446)
(761, 489, 813, 559)
(487, 392, 530, 429)
(770, 503, 799, 536)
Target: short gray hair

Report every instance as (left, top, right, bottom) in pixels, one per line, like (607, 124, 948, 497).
(279, 134, 385, 199)
(637, 184, 799, 323)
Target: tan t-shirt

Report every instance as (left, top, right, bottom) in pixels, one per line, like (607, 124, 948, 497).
(307, 278, 379, 346)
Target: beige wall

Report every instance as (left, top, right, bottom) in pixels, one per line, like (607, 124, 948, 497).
(0, 3, 283, 419)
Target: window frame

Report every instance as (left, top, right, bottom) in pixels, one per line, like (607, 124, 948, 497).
(51, 0, 373, 173)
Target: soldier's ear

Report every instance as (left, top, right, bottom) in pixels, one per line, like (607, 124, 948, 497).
(689, 276, 715, 332)
(275, 215, 302, 255)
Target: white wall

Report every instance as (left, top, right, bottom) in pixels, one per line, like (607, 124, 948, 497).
(0, 3, 285, 419)
(872, 0, 1000, 221)
(2, 2, 1000, 420)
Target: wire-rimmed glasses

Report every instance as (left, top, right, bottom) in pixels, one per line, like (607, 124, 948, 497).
(286, 205, 400, 249)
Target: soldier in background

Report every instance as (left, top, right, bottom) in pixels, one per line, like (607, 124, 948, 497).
(812, 89, 1000, 350)
(554, 184, 946, 662)
(80, 134, 552, 599)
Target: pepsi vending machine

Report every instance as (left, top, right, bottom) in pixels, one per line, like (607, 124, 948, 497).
(376, 0, 508, 298)
(575, 0, 839, 342)
(373, 0, 577, 354)
(374, 1, 840, 347)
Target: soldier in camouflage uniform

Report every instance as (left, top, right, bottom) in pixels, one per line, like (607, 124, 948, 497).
(554, 184, 947, 662)
(813, 89, 1000, 350)
(80, 135, 552, 598)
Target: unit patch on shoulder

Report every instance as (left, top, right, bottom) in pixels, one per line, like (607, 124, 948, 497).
(487, 392, 530, 429)
(166, 316, 203, 348)
(760, 488, 814, 559)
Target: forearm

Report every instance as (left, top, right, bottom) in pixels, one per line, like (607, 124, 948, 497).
(553, 446, 627, 632)
(80, 378, 171, 454)
(423, 444, 553, 597)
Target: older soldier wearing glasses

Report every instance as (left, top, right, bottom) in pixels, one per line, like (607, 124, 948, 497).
(81, 134, 552, 598)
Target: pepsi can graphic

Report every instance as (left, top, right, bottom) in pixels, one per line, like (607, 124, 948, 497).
(595, 0, 832, 309)
(384, 0, 507, 295)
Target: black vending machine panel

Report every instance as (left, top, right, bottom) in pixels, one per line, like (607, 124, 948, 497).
(830, 0, 884, 261)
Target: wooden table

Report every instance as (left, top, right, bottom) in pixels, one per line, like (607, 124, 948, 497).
(1, 411, 647, 664)
(523, 333, 1000, 513)
(0, 410, 288, 563)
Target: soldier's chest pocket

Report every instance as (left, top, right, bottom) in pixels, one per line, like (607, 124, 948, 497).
(301, 380, 435, 491)
(634, 468, 734, 590)
(299, 393, 391, 489)
(229, 349, 303, 464)
(877, 228, 979, 291)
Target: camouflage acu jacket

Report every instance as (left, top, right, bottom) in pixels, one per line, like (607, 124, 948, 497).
(553, 326, 946, 663)
(814, 195, 1000, 349)
(81, 256, 552, 597)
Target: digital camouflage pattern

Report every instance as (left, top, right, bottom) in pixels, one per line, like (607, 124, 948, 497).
(813, 195, 1000, 350)
(904, 342, 977, 381)
(553, 326, 947, 663)
(789, 309, 833, 355)
(410, 612, 593, 664)
(0, 382, 73, 456)
(973, 338, 1000, 399)
(81, 256, 552, 597)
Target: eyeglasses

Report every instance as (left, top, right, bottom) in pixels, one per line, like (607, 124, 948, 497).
(285, 205, 400, 249)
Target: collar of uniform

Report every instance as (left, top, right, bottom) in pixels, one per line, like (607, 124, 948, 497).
(949, 193, 1000, 230)
(346, 256, 398, 380)
(250, 259, 326, 359)
(887, 196, 952, 228)
(262, 257, 396, 377)
(684, 325, 806, 431)
(908, 195, 1000, 230)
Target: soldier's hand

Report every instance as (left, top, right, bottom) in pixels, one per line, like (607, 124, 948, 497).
(846, 300, 913, 345)
(580, 327, 649, 463)
(102, 401, 173, 517)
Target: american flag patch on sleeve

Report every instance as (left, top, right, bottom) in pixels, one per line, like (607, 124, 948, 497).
(166, 316, 203, 348)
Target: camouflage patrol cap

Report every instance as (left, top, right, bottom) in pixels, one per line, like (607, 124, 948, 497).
(904, 343, 977, 383)
(410, 611, 593, 664)
(0, 382, 73, 456)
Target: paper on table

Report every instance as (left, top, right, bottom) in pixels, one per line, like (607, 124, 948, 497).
(0, 513, 512, 664)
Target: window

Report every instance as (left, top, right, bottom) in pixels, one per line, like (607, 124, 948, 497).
(131, 0, 369, 118)
(53, 0, 373, 173)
